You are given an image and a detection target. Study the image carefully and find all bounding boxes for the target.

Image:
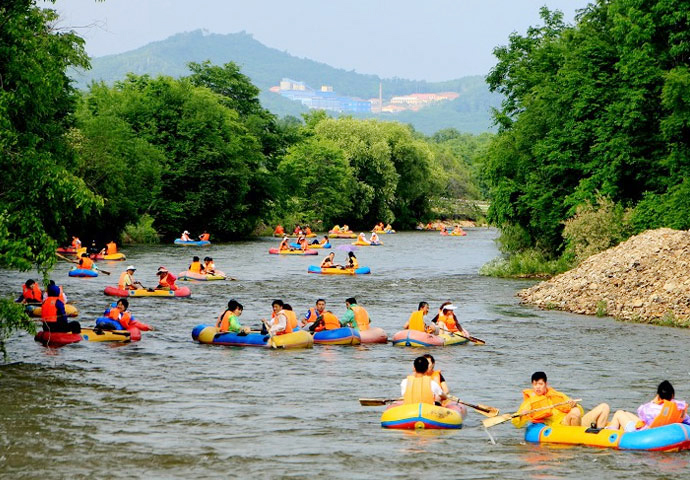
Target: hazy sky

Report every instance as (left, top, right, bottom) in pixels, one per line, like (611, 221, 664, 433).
(46, 0, 587, 81)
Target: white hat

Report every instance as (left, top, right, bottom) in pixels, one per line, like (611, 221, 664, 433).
(443, 304, 458, 310)
(183, 230, 189, 235)
(126, 265, 136, 271)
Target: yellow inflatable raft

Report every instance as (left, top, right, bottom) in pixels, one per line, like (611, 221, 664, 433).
(80, 327, 131, 343)
(27, 304, 79, 318)
(381, 402, 465, 429)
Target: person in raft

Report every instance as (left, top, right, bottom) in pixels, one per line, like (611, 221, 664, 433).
(303, 298, 327, 327)
(274, 224, 284, 236)
(341, 296, 370, 331)
(282, 304, 299, 333)
(424, 353, 450, 395)
(512, 371, 610, 429)
(203, 257, 216, 274)
(403, 301, 435, 334)
(188, 256, 204, 273)
(370, 231, 380, 245)
(20, 279, 43, 304)
(87, 239, 100, 255)
(180, 230, 191, 241)
(199, 231, 210, 242)
(345, 251, 359, 269)
(310, 234, 329, 246)
(71, 236, 82, 250)
(41, 284, 81, 334)
(278, 236, 292, 251)
(45, 280, 67, 304)
(297, 233, 308, 251)
(320, 252, 341, 268)
(105, 298, 154, 331)
(119, 265, 143, 290)
(309, 310, 342, 333)
(401, 356, 447, 406)
(216, 299, 250, 334)
(605, 380, 690, 432)
(432, 302, 470, 338)
(99, 240, 118, 256)
(155, 267, 178, 291)
(78, 252, 95, 270)
(357, 232, 370, 245)
(261, 299, 290, 336)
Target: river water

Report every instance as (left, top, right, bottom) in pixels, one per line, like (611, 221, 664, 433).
(1, 229, 689, 479)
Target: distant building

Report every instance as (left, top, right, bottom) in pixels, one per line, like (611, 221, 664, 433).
(274, 78, 371, 113)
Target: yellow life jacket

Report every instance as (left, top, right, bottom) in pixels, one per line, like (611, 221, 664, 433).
(407, 310, 425, 332)
(403, 375, 434, 405)
(351, 305, 369, 331)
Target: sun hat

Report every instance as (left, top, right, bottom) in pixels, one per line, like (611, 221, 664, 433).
(126, 265, 136, 271)
(443, 304, 458, 310)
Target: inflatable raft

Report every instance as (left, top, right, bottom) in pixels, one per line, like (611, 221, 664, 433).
(269, 248, 318, 255)
(56, 247, 78, 255)
(192, 325, 313, 349)
(80, 327, 132, 343)
(352, 241, 383, 246)
(178, 270, 227, 281)
(69, 268, 98, 277)
(438, 332, 470, 346)
(313, 327, 361, 345)
(328, 232, 357, 238)
(359, 327, 388, 344)
(307, 265, 371, 275)
(273, 233, 317, 238)
(174, 239, 211, 246)
(391, 330, 445, 347)
(525, 422, 690, 452)
(306, 243, 331, 249)
(381, 402, 466, 429)
(34, 331, 82, 347)
(26, 304, 79, 318)
(103, 286, 192, 298)
(91, 252, 126, 261)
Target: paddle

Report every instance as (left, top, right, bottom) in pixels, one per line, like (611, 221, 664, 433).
(482, 398, 582, 428)
(56, 252, 110, 275)
(358, 396, 499, 417)
(261, 319, 277, 349)
(452, 332, 486, 345)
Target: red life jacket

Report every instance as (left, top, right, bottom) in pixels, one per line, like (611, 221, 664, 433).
(41, 297, 59, 322)
(23, 283, 42, 302)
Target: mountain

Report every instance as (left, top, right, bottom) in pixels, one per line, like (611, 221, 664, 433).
(73, 30, 500, 134)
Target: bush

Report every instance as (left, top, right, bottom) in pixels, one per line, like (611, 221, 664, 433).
(479, 248, 572, 278)
(562, 196, 632, 263)
(123, 214, 160, 244)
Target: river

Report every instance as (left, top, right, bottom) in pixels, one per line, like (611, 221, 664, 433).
(1, 229, 689, 479)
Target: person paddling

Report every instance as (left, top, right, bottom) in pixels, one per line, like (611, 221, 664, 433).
(180, 230, 191, 241)
(303, 298, 326, 327)
(424, 354, 450, 396)
(512, 371, 610, 429)
(606, 380, 690, 431)
(78, 252, 96, 271)
(400, 356, 447, 406)
(188, 256, 204, 274)
(119, 265, 143, 290)
(20, 279, 42, 304)
(433, 302, 470, 338)
(203, 257, 216, 274)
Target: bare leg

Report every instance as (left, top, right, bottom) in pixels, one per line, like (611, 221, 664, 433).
(562, 407, 582, 426)
(607, 410, 640, 429)
(582, 403, 610, 428)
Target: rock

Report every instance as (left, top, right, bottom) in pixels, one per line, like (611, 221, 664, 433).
(518, 228, 690, 326)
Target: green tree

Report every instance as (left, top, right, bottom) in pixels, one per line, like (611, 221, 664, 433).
(0, 0, 101, 358)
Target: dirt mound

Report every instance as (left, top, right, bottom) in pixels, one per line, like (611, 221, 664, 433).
(518, 228, 690, 327)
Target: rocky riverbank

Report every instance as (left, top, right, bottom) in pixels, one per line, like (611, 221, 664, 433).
(518, 228, 690, 327)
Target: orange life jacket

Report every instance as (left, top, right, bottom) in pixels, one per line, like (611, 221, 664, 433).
(189, 261, 202, 273)
(284, 310, 297, 333)
(216, 310, 232, 332)
(106, 242, 117, 255)
(351, 305, 370, 331)
(439, 313, 459, 332)
(520, 388, 571, 422)
(322, 312, 341, 330)
(71, 237, 81, 249)
(79, 257, 94, 270)
(118, 272, 132, 290)
(199, 233, 210, 241)
(204, 262, 215, 272)
(320, 237, 328, 245)
(271, 310, 289, 335)
(403, 375, 435, 405)
(649, 400, 687, 428)
(108, 306, 132, 328)
(41, 297, 59, 323)
(56, 286, 66, 304)
(279, 239, 289, 250)
(305, 307, 320, 324)
(274, 226, 284, 235)
(431, 370, 443, 387)
(22, 283, 42, 302)
(159, 273, 178, 291)
(407, 310, 425, 332)
(305, 227, 312, 235)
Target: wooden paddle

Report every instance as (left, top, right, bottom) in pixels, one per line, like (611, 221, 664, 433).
(454, 332, 486, 345)
(446, 394, 499, 417)
(482, 398, 582, 428)
(56, 252, 110, 275)
(359, 396, 499, 417)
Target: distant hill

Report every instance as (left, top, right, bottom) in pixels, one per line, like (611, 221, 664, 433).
(73, 30, 500, 134)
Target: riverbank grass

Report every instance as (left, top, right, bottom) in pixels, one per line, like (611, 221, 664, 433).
(479, 249, 572, 279)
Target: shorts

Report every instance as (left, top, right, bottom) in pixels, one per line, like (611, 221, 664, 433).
(624, 420, 638, 433)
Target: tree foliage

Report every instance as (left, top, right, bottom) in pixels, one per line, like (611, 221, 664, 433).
(484, 1, 690, 256)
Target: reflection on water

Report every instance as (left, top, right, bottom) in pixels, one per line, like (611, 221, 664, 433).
(1, 229, 689, 478)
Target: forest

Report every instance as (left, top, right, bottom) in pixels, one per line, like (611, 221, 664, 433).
(482, 0, 690, 276)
